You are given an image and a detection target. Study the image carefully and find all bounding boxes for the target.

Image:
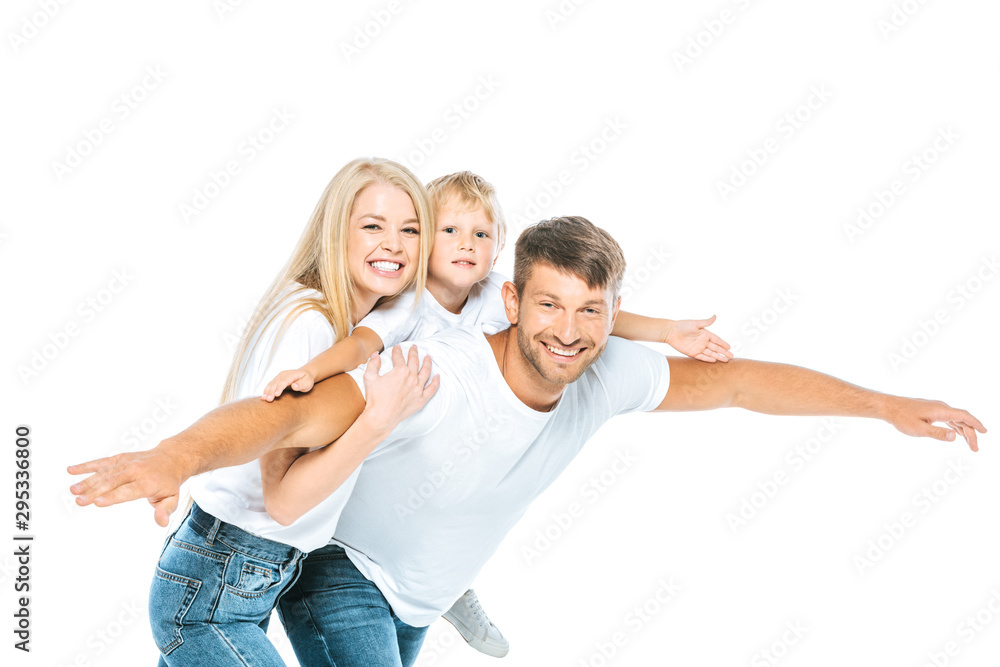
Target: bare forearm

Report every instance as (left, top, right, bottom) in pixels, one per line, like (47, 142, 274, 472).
(661, 358, 884, 418)
(264, 411, 393, 525)
(613, 311, 673, 343)
(303, 327, 385, 381)
(160, 374, 365, 480)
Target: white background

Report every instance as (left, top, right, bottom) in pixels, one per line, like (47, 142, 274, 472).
(3, 1, 999, 665)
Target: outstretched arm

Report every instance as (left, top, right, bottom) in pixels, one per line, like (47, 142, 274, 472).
(657, 358, 986, 450)
(614, 311, 733, 363)
(67, 372, 365, 526)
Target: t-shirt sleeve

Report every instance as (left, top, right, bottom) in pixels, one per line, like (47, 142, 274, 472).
(245, 308, 338, 397)
(596, 338, 671, 415)
(357, 289, 419, 349)
(472, 271, 512, 335)
(346, 340, 451, 443)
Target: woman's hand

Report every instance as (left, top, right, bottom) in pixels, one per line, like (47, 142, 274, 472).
(262, 369, 316, 402)
(361, 345, 440, 430)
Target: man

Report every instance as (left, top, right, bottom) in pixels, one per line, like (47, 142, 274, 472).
(69, 217, 984, 666)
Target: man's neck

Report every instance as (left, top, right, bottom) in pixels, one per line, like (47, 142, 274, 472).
(426, 276, 472, 315)
(487, 327, 566, 413)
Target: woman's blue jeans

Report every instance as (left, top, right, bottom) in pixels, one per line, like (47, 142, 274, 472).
(277, 544, 428, 667)
(149, 503, 306, 666)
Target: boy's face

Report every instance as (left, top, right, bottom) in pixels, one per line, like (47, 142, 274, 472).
(427, 199, 500, 292)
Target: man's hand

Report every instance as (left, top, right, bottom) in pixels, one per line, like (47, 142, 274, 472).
(68, 447, 189, 527)
(880, 395, 986, 451)
(362, 345, 440, 427)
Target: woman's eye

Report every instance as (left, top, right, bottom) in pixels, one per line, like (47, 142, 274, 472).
(404, 227, 420, 235)
(363, 223, 381, 231)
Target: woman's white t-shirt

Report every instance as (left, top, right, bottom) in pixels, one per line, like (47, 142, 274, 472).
(190, 286, 361, 552)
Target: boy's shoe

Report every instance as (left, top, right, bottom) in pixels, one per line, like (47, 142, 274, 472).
(442, 589, 510, 658)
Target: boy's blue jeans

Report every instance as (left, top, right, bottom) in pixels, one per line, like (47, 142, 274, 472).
(277, 544, 429, 667)
(149, 503, 306, 666)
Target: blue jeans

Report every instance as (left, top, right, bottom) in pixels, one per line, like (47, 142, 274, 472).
(277, 544, 428, 667)
(149, 503, 306, 666)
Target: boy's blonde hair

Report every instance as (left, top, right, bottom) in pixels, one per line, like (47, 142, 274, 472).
(425, 171, 506, 249)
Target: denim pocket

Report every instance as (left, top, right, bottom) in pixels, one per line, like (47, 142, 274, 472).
(148, 565, 201, 655)
(214, 554, 290, 624)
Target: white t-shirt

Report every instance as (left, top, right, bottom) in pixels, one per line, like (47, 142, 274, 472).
(334, 326, 671, 627)
(191, 286, 363, 552)
(358, 271, 510, 348)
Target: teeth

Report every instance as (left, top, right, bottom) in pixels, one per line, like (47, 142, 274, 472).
(370, 261, 401, 272)
(546, 344, 581, 357)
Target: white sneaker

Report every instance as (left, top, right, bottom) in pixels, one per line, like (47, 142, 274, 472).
(442, 589, 510, 658)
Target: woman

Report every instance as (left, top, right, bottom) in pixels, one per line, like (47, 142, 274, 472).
(149, 157, 433, 665)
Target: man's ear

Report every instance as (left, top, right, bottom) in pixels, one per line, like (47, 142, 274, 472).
(501, 281, 519, 325)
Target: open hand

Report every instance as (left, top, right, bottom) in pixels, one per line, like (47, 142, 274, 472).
(666, 315, 734, 363)
(882, 396, 986, 452)
(362, 345, 440, 429)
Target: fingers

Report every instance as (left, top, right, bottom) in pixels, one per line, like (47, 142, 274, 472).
(67, 456, 117, 477)
(696, 315, 717, 327)
(707, 334, 732, 353)
(391, 345, 406, 369)
(152, 495, 179, 528)
(423, 373, 441, 400)
(948, 420, 979, 452)
(694, 353, 717, 363)
(364, 352, 382, 381)
(418, 352, 433, 386)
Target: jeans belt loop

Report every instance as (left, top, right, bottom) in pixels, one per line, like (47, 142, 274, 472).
(205, 516, 222, 547)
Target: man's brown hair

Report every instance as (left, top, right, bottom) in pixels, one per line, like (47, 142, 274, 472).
(513, 216, 626, 300)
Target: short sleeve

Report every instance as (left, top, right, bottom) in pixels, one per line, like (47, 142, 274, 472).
(346, 340, 451, 443)
(593, 338, 671, 415)
(357, 288, 419, 349)
(242, 308, 338, 398)
(472, 272, 512, 335)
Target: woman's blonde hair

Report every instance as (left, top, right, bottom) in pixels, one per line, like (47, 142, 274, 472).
(220, 157, 433, 403)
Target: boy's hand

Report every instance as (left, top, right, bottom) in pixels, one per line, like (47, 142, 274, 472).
(362, 346, 440, 429)
(262, 369, 315, 402)
(665, 315, 734, 363)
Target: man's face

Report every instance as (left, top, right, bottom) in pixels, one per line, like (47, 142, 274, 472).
(508, 262, 620, 387)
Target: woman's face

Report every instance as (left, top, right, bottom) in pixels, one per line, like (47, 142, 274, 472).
(346, 182, 422, 311)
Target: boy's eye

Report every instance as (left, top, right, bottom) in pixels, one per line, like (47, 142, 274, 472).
(475, 231, 489, 239)
(442, 227, 456, 234)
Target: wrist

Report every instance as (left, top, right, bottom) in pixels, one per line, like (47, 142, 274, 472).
(660, 319, 676, 345)
(356, 406, 396, 441)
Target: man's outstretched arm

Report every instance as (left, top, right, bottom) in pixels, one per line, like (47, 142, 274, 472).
(67, 373, 365, 526)
(657, 358, 986, 450)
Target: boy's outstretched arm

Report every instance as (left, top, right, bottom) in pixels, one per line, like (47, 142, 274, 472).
(614, 311, 733, 362)
(657, 357, 986, 451)
(67, 372, 366, 526)
(263, 326, 385, 401)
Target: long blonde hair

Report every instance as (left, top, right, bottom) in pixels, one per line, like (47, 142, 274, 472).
(220, 157, 433, 403)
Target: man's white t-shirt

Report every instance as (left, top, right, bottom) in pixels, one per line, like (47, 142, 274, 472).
(191, 286, 362, 552)
(358, 271, 510, 348)
(334, 326, 671, 627)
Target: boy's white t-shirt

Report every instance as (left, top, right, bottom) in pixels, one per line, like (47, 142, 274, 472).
(191, 285, 363, 552)
(334, 326, 671, 627)
(358, 271, 510, 348)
